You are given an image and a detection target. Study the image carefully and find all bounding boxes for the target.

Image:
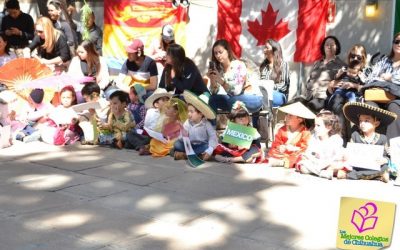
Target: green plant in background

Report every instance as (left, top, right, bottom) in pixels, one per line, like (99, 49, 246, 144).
(81, 0, 93, 41)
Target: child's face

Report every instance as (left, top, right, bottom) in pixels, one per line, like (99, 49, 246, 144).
(154, 97, 169, 109)
(110, 97, 126, 115)
(314, 117, 330, 137)
(359, 114, 379, 134)
(60, 90, 74, 108)
(285, 114, 303, 128)
(165, 105, 178, 119)
(83, 93, 99, 103)
(129, 89, 139, 103)
(187, 105, 203, 123)
(234, 116, 250, 126)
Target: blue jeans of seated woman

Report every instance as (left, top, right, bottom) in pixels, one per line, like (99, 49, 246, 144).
(174, 139, 209, 155)
(209, 94, 263, 113)
(272, 91, 287, 107)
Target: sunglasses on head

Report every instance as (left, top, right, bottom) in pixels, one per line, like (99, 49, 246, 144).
(349, 53, 362, 61)
(393, 40, 400, 45)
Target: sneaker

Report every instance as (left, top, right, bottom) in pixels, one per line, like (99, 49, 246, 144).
(381, 171, 390, 183)
(174, 151, 187, 160)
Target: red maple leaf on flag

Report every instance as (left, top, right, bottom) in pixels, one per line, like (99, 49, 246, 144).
(247, 3, 290, 46)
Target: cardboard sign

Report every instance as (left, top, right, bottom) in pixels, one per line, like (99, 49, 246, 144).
(222, 121, 260, 149)
(345, 143, 384, 170)
(337, 197, 395, 249)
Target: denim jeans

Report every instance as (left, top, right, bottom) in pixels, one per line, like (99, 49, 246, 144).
(332, 88, 357, 102)
(272, 91, 287, 107)
(174, 139, 209, 155)
(209, 94, 263, 113)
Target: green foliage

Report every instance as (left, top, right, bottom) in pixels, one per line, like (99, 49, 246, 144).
(81, 0, 93, 41)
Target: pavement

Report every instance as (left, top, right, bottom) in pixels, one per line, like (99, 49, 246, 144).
(0, 141, 399, 250)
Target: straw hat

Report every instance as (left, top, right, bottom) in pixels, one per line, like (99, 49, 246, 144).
(278, 102, 316, 119)
(343, 101, 397, 128)
(183, 90, 216, 120)
(144, 88, 172, 109)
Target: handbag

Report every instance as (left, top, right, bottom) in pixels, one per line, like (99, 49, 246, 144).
(364, 88, 396, 103)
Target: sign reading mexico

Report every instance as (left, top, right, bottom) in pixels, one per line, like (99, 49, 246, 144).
(222, 121, 260, 149)
(337, 197, 396, 249)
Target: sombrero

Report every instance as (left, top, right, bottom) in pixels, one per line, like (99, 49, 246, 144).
(343, 101, 397, 128)
(144, 88, 173, 109)
(278, 102, 316, 119)
(183, 90, 216, 120)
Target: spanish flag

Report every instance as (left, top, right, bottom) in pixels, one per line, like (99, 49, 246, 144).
(103, 1, 188, 71)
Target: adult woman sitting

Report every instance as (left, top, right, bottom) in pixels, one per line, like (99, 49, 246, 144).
(0, 34, 16, 67)
(362, 32, 400, 140)
(149, 24, 175, 81)
(68, 40, 109, 90)
(47, 0, 78, 51)
(159, 43, 208, 96)
(208, 39, 262, 113)
(116, 39, 158, 94)
(327, 44, 369, 141)
(259, 39, 290, 107)
(24, 16, 71, 73)
(304, 35, 345, 112)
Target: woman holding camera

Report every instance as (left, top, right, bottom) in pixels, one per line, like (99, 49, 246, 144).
(207, 39, 262, 113)
(159, 43, 208, 96)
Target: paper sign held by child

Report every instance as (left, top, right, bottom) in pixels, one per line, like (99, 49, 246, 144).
(72, 101, 101, 113)
(222, 121, 260, 149)
(345, 143, 384, 170)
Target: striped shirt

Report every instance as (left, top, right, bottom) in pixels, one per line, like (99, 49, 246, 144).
(260, 61, 290, 96)
(366, 56, 400, 85)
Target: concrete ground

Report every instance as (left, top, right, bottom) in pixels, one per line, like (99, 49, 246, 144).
(0, 141, 399, 250)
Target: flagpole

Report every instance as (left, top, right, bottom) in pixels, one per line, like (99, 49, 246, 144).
(297, 62, 303, 97)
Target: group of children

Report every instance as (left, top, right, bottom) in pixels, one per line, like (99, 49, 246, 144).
(1, 81, 397, 183)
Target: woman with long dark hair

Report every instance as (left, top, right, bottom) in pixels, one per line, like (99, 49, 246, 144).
(259, 39, 290, 107)
(68, 40, 109, 90)
(159, 43, 208, 96)
(208, 39, 262, 113)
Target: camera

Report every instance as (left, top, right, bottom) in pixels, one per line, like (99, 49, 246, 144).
(209, 61, 217, 71)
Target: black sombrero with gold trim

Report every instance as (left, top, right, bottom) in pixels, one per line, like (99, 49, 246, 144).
(343, 101, 397, 128)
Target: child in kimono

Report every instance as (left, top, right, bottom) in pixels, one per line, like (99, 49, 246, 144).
(267, 102, 314, 168)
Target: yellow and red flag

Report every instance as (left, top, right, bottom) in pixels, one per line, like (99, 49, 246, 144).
(103, 1, 188, 71)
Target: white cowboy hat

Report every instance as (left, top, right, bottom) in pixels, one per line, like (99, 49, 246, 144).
(144, 88, 172, 109)
(183, 90, 216, 120)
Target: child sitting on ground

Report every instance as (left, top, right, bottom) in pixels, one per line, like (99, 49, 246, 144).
(79, 83, 109, 144)
(41, 85, 82, 145)
(173, 90, 218, 161)
(267, 102, 314, 168)
(296, 110, 346, 179)
(213, 101, 262, 163)
(147, 97, 187, 157)
(98, 90, 135, 149)
(16, 88, 54, 143)
(137, 88, 172, 153)
(342, 101, 396, 183)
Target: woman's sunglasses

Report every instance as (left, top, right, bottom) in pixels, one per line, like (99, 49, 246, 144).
(349, 53, 362, 61)
(393, 40, 400, 45)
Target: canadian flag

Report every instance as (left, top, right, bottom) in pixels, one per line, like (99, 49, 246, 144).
(217, 0, 329, 63)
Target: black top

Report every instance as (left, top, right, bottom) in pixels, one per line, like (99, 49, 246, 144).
(80, 59, 97, 77)
(53, 20, 77, 47)
(89, 24, 103, 55)
(28, 33, 71, 62)
(120, 55, 158, 76)
(1, 12, 34, 48)
(159, 58, 209, 96)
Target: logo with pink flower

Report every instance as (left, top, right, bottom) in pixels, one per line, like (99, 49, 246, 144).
(351, 202, 378, 233)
